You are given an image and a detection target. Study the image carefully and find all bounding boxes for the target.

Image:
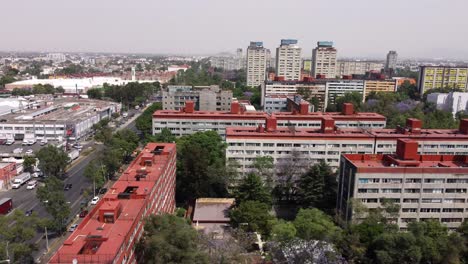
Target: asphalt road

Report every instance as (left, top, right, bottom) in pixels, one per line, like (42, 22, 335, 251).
(0, 107, 144, 262)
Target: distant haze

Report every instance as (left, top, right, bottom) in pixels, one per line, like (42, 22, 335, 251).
(1, 0, 468, 59)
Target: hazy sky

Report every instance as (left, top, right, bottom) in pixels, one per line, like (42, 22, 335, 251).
(2, 0, 467, 59)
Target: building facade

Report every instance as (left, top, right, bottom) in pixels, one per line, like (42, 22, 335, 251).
(275, 39, 302, 81)
(337, 139, 468, 230)
(418, 66, 468, 94)
(363, 79, 397, 98)
(0, 162, 16, 190)
(325, 79, 365, 108)
(50, 143, 177, 264)
(427, 92, 468, 117)
(336, 61, 384, 76)
(312, 41, 337, 78)
(385, 50, 398, 73)
(153, 101, 386, 138)
(246, 42, 270, 87)
(162, 85, 232, 111)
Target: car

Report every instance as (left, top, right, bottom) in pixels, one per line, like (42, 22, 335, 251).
(90, 196, 100, 205)
(25, 149, 33, 155)
(26, 181, 37, 190)
(40, 138, 48, 145)
(80, 199, 88, 207)
(68, 224, 78, 232)
(25, 209, 34, 216)
(98, 188, 108, 195)
(79, 210, 89, 218)
(64, 183, 72, 191)
(5, 139, 14, 145)
(22, 140, 28, 146)
(73, 144, 83, 150)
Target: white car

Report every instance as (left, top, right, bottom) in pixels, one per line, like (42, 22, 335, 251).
(90, 196, 100, 205)
(25, 149, 33, 155)
(40, 139, 48, 146)
(26, 181, 37, 190)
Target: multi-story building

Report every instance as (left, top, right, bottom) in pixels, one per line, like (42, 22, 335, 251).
(337, 139, 468, 230)
(303, 59, 312, 72)
(162, 85, 232, 111)
(261, 79, 327, 111)
(325, 79, 365, 108)
(0, 162, 16, 190)
(418, 66, 468, 94)
(385, 50, 398, 73)
(275, 39, 302, 81)
(246, 42, 270, 87)
(153, 101, 386, 138)
(225, 117, 468, 173)
(336, 60, 384, 76)
(312, 41, 337, 78)
(263, 95, 314, 113)
(426, 92, 468, 117)
(209, 48, 244, 71)
(50, 143, 177, 263)
(363, 79, 397, 98)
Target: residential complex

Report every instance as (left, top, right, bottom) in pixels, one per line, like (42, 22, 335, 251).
(336, 60, 384, 76)
(0, 98, 120, 141)
(337, 139, 468, 230)
(275, 39, 302, 81)
(50, 143, 177, 263)
(225, 117, 468, 173)
(162, 85, 232, 111)
(418, 66, 468, 94)
(246, 42, 270, 87)
(427, 92, 468, 117)
(209, 48, 244, 71)
(312, 41, 337, 78)
(153, 101, 386, 138)
(263, 95, 312, 113)
(325, 79, 365, 107)
(385, 50, 398, 73)
(363, 79, 397, 97)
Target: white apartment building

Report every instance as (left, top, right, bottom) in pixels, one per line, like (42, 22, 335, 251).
(338, 139, 468, 230)
(153, 101, 386, 138)
(427, 92, 468, 117)
(246, 42, 270, 87)
(275, 39, 302, 81)
(336, 60, 384, 76)
(325, 79, 365, 108)
(385, 50, 398, 72)
(312, 41, 337, 78)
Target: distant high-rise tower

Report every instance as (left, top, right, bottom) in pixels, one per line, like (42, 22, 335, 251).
(275, 39, 302, 81)
(385, 50, 398, 74)
(246, 42, 270, 87)
(236, 48, 244, 69)
(312, 41, 337, 78)
(131, 67, 136, 81)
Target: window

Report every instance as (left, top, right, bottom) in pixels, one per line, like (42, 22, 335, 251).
(358, 188, 379, 193)
(420, 208, 441, 213)
(443, 208, 463, 213)
(381, 189, 401, 193)
(405, 178, 421, 183)
(404, 189, 420, 193)
(424, 179, 444, 183)
(402, 208, 417, 213)
(358, 178, 379, 184)
(445, 189, 467, 193)
(422, 198, 442, 203)
(382, 178, 402, 184)
(423, 188, 443, 193)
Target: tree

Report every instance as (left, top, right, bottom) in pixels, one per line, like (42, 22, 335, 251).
(22, 156, 36, 173)
(234, 173, 272, 206)
(147, 127, 176, 143)
(296, 161, 337, 215)
(87, 88, 103, 99)
(252, 156, 274, 187)
(332, 92, 363, 112)
(84, 161, 106, 190)
(229, 200, 274, 235)
(293, 208, 342, 242)
(368, 232, 422, 264)
(135, 214, 208, 264)
(36, 176, 71, 233)
(36, 145, 70, 178)
(0, 75, 16, 89)
(270, 220, 297, 243)
(136, 102, 162, 138)
(176, 131, 229, 202)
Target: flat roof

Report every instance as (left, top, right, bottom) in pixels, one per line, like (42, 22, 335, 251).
(193, 198, 235, 223)
(226, 127, 373, 140)
(343, 153, 468, 174)
(51, 143, 176, 263)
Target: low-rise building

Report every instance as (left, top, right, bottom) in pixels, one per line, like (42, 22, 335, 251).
(50, 143, 177, 264)
(192, 198, 235, 238)
(153, 102, 386, 138)
(426, 92, 468, 117)
(337, 139, 468, 230)
(162, 85, 232, 111)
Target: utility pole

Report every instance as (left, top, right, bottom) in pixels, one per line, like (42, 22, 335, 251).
(45, 226, 49, 252)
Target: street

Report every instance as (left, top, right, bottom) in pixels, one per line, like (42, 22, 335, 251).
(0, 107, 144, 262)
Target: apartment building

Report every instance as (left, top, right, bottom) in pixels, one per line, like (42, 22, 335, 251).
(418, 66, 468, 94)
(336, 60, 384, 76)
(337, 139, 468, 230)
(50, 143, 177, 264)
(263, 95, 312, 113)
(261, 79, 327, 111)
(225, 117, 468, 173)
(162, 85, 232, 111)
(312, 41, 337, 78)
(246, 42, 270, 87)
(275, 39, 302, 81)
(325, 79, 365, 108)
(153, 101, 386, 138)
(363, 79, 397, 98)
(385, 50, 398, 73)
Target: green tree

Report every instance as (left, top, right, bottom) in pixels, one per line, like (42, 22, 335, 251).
(252, 156, 274, 187)
(36, 176, 71, 232)
(229, 200, 274, 235)
(36, 145, 70, 178)
(368, 232, 422, 264)
(296, 161, 337, 215)
(135, 214, 208, 264)
(84, 161, 106, 190)
(331, 92, 363, 112)
(176, 131, 228, 202)
(22, 156, 36, 173)
(234, 173, 272, 206)
(270, 220, 297, 242)
(0, 75, 16, 89)
(147, 127, 176, 143)
(136, 102, 162, 137)
(87, 88, 103, 99)
(293, 208, 342, 242)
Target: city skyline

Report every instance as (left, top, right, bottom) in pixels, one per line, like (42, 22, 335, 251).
(1, 0, 468, 60)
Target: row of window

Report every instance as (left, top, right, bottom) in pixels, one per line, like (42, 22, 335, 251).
(401, 218, 463, 223)
(358, 188, 467, 194)
(402, 208, 465, 213)
(359, 178, 468, 184)
(360, 198, 468, 204)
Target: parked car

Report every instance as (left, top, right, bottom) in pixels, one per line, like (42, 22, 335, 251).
(40, 138, 48, 146)
(68, 224, 78, 232)
(73, 144, 83, 150)
(64, 183, 72, 191)
(90, 196, 100, 205)
(98, 188, 108, 195)
(5, 139, 14, 145)
(25, 149, 33, 155)
(25, 209, 34, 216)
(26, 181, 37, 190)
(79, 210, 89, 218)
